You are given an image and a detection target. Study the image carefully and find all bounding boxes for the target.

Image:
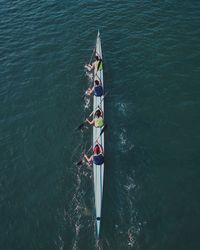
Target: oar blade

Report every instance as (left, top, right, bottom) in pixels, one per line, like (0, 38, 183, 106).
(75, 122, 85, 131)
(100, 124, 108, 136)
(76, 159, 83, 166)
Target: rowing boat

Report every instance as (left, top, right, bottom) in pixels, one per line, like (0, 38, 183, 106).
(93, 31, 104, 238)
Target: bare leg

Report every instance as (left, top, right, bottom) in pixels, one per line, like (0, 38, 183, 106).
(84, 65, 92, 71)
(86, 88, 92, 96)
(84, 154, 90, 163)
(84, 155, 93, 170)
(86, 162, 93, 170)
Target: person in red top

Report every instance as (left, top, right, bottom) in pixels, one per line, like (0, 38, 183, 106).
(84, 141, 104, 166)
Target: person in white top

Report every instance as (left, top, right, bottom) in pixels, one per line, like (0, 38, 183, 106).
(85, 55, 102, 71)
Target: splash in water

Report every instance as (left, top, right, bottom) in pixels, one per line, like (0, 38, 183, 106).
(115, 102, 127, 116)
(85, 71, 93, 83)
(118, 128, 134, 153)
(84, 96, 91, 109)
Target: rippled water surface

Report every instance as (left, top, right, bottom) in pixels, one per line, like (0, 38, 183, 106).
(1, 1, 200, 249)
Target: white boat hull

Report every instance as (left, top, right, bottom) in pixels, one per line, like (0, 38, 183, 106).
(93, 31, 104, 238)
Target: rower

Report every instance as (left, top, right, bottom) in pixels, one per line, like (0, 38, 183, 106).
(84, 141, 104, 166)
(85, 55, 103, 72)
(86, 108, 104, 128)
(86, 79, 103, 97)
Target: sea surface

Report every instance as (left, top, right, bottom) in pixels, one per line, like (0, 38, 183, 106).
(0, 1, 200, 250)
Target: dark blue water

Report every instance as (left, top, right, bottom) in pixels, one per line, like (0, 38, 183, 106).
(0, 1, 200, 249)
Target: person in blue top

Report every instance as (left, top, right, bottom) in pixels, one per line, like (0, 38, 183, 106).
(84, 141, 104, 166)
(86, 79, 103, 97)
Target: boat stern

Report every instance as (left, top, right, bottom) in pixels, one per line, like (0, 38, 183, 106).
(96, 218, 101, 238)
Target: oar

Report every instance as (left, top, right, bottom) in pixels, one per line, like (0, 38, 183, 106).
(76, 146, 92, 166)
(75, 91, 109, 131)
(76, 124, 108, 166)
(97, 58, 102, 71)
(75, 120, 87, 131)
(89, 48, 96, 65)
(84, 48, 96, 71)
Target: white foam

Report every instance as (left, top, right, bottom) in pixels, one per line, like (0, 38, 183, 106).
(84, 97, 90, 109)
(115, 102, 127, 116)
(85, 71, 93, 82)
(124, 182, 136, 191)
(118, 128, 134, 153)
(127, 226, 136, 247)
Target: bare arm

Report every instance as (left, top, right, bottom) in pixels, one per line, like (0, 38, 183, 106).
(86, 118, 95, 125)
(84, 154, 90, 162)
(86, 87, 94, 96)
(90, 86, 95, 94)
(87, 61, 95, 70)
(84, 154, 93, 163)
